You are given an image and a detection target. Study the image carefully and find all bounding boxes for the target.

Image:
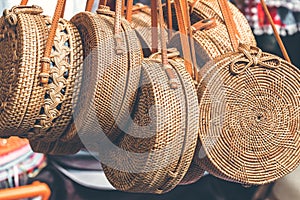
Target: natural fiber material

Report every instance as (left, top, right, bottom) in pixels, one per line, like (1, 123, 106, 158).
(102, 56, 199, 193)
(179, 141, 205, 185)
(189, 0, 256, 46)
(196, 44, 300, 185)
(130, 4, 168, 57)
(168, 0, 256, 68)
(0, 6, 45, 137)
(70, 7, 142, 147)
(27, 16, 83, 141)
(0, 6, 84, 154)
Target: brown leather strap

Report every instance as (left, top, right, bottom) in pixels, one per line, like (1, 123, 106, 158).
(61, 0, 67, 18)
(114, 0, 124, 55)
(151, 0, 158, 53)
(40, 0, 67, 85)
(217, 0, 240, 51)
(157, 0, 178, 89)
(85, 0, 95, 12)
(166, 0, 173, 40)
(20, 0, 29, 5)
(191, 18, 217, 32)
(260, 0, 291, 62)
(99, 0, 108, 6)
(173, 0, 195, 79)
(125, 0, 134, 22)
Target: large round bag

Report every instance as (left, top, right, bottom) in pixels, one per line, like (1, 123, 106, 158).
(70, 3, 142, 149)
(196, 44, 300, 185)
(101, 52, 199, 193)
(0, 5, 84, 154)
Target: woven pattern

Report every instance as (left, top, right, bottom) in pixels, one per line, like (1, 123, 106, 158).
(179, 142, 205, 185)
(0, 7, 44, 136)
(130, 4, 168, 57)
(70, 8, 142, 147)
(168, 0, 256, 68)
(28, 15, 83, 154)
(189, 0, 256, 46)
(196, 45, 300, 184)
(102, 56, 199, 193)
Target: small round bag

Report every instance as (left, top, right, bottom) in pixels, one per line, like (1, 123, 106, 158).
(0, 3, 84, 154)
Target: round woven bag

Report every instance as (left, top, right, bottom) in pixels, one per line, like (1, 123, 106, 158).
(196, 44, 300, 185)
(0, 5, 84, 154)
(0, 6, 45, 137)
(28, 15, 84, 154)
(101, 54, 199, 193)
(70, 5, 142, 148)
(168, 0, 256, 68)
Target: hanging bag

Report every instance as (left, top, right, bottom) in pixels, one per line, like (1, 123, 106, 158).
(0, 0, 94, 154)
(195, 0, 299, 185)
(101, 0, 199, 193)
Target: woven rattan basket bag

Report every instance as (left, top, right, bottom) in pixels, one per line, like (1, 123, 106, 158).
(26, 0, 96, 154)
(0, 0, 93, 154)
(101, 1, 199, 193)
(195, 0, 299, 185)
(70, 0, 142, 149)
(167, 0, 256, 68)
(101, 55, 199, 194)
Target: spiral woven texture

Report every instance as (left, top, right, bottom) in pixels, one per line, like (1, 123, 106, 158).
(196, 46, 300, 184)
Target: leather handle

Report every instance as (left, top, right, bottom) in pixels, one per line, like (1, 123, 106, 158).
(157, 0, 178, 89)
(20, 0, 29, 5)
(40, 0, 66, 85)
(191, 18, 217, 32)
(260, 0, 290, 62)
(217, 0, 240, 51)
(99, 0, 108, 6)
(85, 0, 95, 12)
(20, 0, 94, 86)
(173, 0, 198, 81)
(166, 0, 173, 40)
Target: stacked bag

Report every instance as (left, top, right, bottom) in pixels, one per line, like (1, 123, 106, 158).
(0, 0, 299, 193)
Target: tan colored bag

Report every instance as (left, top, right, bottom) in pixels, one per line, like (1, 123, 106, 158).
(70, 0, 142, 149)
(101, 0, 199, 193)
(0, 0, 97, 154)
(195, 0, 299, 185)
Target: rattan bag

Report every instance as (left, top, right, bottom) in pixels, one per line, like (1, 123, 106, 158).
(102, 55, 199, 193)
(70, 1, 142, 149)
(194, 0, 300, 185)
(101, 0, 199, 193)
(0, 0, 87, 154)
(196, 44, 300, 184)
